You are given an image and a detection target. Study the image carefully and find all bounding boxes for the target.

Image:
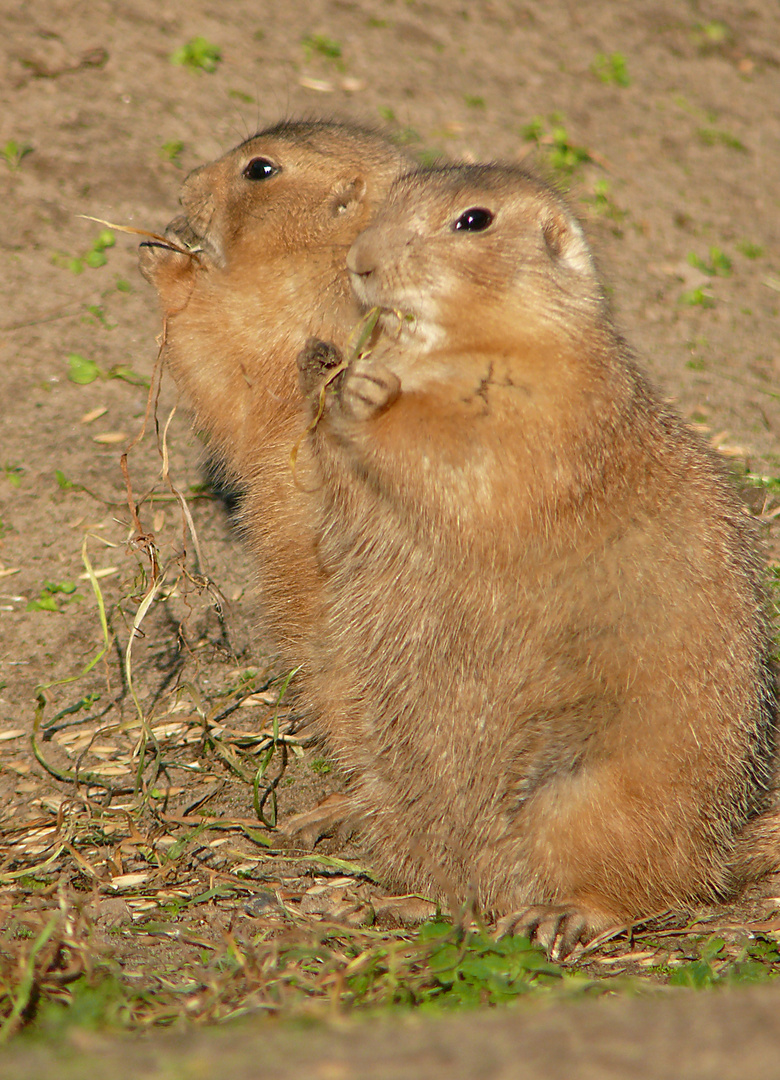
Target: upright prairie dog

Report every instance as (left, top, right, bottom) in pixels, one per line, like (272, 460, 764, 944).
(297, 163, 778, 955)
(139, 120, 409, 661)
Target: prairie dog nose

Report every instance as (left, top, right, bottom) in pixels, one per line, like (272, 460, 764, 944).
(348, 226, 416, 278)
(347, 229, 380, 277)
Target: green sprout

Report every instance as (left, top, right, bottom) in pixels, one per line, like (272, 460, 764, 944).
(3, 463, 23, 489)
(27, 581, 81, 613)
(52, 230, 115, 275)
(55, 471, 80, 492)
(680, 287, 716, 309)
(592, 52, 631, 87)
(67, 354, 100, 385)
(170, 37, 222, 73)
(66, 353, 148, 387)
(160, 139, 184, 166)
(687, 247, 732, 277)
(302, 34, 343, 60)
(2, 139, 33, 169)
(737, 241, 764, 259)
(697, 127, 746, 151)
(694, 20, 733, 50)
(521, 115, 591, 177)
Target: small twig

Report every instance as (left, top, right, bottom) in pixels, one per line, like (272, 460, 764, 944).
(252, 667, 299, 828)
(0, 846, 67, 885)
(78, 214, 198, 259)
(159, 404, 208, 577)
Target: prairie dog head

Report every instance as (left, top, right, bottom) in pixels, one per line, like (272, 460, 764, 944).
(140, 119, 409, 295)
(346, 164, 604, 354)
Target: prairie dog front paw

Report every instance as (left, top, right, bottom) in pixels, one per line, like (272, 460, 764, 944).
(297, 338, 345, 397)
(337, 359, 401, 421)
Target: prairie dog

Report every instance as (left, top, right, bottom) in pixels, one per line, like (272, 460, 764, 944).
(139, 120, 409, 660)
(296, 163, 777, 955)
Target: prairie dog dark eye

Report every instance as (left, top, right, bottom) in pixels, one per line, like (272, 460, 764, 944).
(452, 207, 494, 232)
(243, 157, 280, 180)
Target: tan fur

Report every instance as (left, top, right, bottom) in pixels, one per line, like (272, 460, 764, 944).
(138, 120, 409, 661)
(296, 164, 777, 952)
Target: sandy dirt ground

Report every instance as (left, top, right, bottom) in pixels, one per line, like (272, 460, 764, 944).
(1, 0, 779, 1072)
(4, 980, 780, 1080)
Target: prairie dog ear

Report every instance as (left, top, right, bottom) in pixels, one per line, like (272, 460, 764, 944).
(330, 175, 368, 217)
(540, 204, 593, 277)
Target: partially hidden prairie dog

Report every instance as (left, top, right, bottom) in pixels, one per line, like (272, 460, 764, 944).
(296, 163, 778, 956)
(139, 120, 410, 661)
